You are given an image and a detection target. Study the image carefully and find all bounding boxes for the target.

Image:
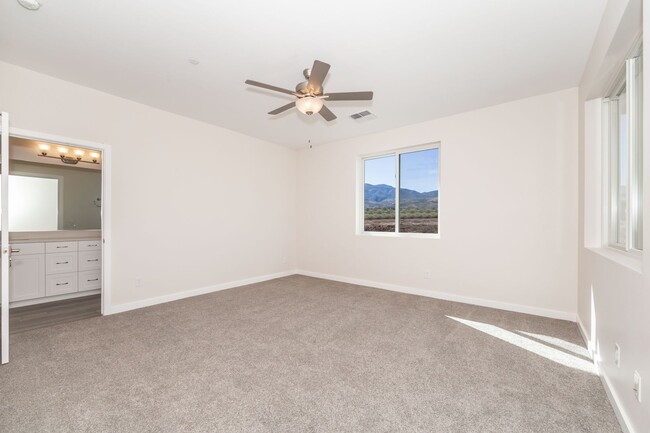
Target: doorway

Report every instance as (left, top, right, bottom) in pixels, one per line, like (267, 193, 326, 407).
(0, 116, 112, 364)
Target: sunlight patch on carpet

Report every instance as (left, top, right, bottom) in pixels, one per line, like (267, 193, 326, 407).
(447, 316, 596, 375)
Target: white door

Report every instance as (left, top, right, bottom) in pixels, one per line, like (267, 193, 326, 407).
(1, 112, 9, 364)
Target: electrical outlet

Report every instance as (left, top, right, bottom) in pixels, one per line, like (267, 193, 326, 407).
(135, 277, 142, 288)
(614, 344, 621, 367)
(633, 371, 642, 403)
(424, 270, 431, 279)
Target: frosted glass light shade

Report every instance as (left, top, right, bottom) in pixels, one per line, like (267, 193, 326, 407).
(295, 96, 324, 115)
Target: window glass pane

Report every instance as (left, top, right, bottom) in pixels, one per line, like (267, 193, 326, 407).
(632, 57, 643, 250)
(398, 148, 439, 234)
(364, 155, 396, 232)
(615, 86, 628, 245)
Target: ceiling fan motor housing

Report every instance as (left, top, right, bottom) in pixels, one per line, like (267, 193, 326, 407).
(295, 80, 322, 95)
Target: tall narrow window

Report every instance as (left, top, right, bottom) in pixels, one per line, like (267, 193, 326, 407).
(364, 155, 396, 232)
(361, 144, 440, 236)
(605, 50, 642, 251)
(399, 148, 439, 234)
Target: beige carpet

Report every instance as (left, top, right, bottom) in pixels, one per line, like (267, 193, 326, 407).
(0, 275, 620, 432)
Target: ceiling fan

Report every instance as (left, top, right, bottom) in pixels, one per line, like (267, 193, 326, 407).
(245, 60, 373, 122)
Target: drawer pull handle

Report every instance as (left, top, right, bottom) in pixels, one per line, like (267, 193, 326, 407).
(56, 261, 69, 265)
(56, 282, 69, 286)
(56, 246, 68, 249)
(88, 278, 99, 282)
(88, 259, 99, 262)
(10, 248, 20, 253)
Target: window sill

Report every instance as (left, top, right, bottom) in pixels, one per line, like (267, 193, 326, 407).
(585, 246, 643, 274)
(357, 232, 440, 239)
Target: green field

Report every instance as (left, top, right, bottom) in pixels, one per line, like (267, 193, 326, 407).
(365, 207, 438, 220)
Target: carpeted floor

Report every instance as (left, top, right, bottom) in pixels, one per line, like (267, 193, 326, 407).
(0, 275, 620, 432)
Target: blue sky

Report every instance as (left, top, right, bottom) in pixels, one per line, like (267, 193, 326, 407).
(365, 148, 439, 192)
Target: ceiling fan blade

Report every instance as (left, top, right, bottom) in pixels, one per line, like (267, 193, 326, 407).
(245, 79, 296, 96)
(322, 91, 373, 101)
(268, 102, 296, 115)
(307, 60, 330, 93)
(319, 104, 337, 122)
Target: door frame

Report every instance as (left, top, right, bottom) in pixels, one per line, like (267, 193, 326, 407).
(7, 127, 112, 317)
(1, 113, 9, 364)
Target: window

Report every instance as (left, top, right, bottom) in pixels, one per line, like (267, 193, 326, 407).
(360, 144, 439, 235)
(604, 50, 642, 251)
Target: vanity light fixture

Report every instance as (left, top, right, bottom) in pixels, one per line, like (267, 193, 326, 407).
(38, 144, 101, 165)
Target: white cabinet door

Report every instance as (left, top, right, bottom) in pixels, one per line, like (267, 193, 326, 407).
(9, 255, 46, 302)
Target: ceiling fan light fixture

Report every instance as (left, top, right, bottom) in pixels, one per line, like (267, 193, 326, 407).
(295, 96, 324, 116)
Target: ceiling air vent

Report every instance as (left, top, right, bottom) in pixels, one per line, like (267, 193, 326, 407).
(350, 110, 376, 120)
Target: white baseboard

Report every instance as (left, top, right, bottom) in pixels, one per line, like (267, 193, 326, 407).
(598, 365, 634, 433)
(105, 270, 297, 315)
(106, 269, 575, 321)
(10, 289, 100, 308)
(576, 315, 633, 433)
(576, 313, 593, 355)
(296, 270, 576, 322)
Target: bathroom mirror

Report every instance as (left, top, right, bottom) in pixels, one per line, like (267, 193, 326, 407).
(7, 160, 101, 232)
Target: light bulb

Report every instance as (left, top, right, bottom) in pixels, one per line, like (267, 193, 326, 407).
(38, 143, 50, 151)
(90, 152, 100, 159)
(295, 96, 324, 115)
(58, 147, 68, 154)
(74, 150, 85, 157)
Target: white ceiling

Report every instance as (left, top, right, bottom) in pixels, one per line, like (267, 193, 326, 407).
(0, 0, 606, 148)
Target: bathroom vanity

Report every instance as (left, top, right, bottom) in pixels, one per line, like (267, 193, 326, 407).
(7, 231, 102, 307)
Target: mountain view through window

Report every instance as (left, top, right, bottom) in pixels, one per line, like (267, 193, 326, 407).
(363, 147, 439, 234)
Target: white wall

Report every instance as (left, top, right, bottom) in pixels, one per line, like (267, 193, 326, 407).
(296, 88, 579, 319)
(578, 0, 650, 431)
(0, 61, 297, 309)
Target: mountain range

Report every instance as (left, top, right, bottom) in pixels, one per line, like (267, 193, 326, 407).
(364, 183, 438, 208)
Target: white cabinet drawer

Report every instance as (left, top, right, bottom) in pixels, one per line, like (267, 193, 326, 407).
(46, 241, 78, 253)
(10, 242, 45, 256)
(78, 270, 101, 291)
(79, 251, 101, 271)
(46, 272, 78, 296)
(46, 252, 78, 275)
(79, 240, 101, 251)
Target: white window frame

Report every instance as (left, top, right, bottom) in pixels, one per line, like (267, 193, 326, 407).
(356, 142, 440, 239)
(603, 49, 643, 254)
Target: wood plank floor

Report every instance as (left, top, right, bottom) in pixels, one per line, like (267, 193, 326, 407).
(9, 295, 101, 334)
